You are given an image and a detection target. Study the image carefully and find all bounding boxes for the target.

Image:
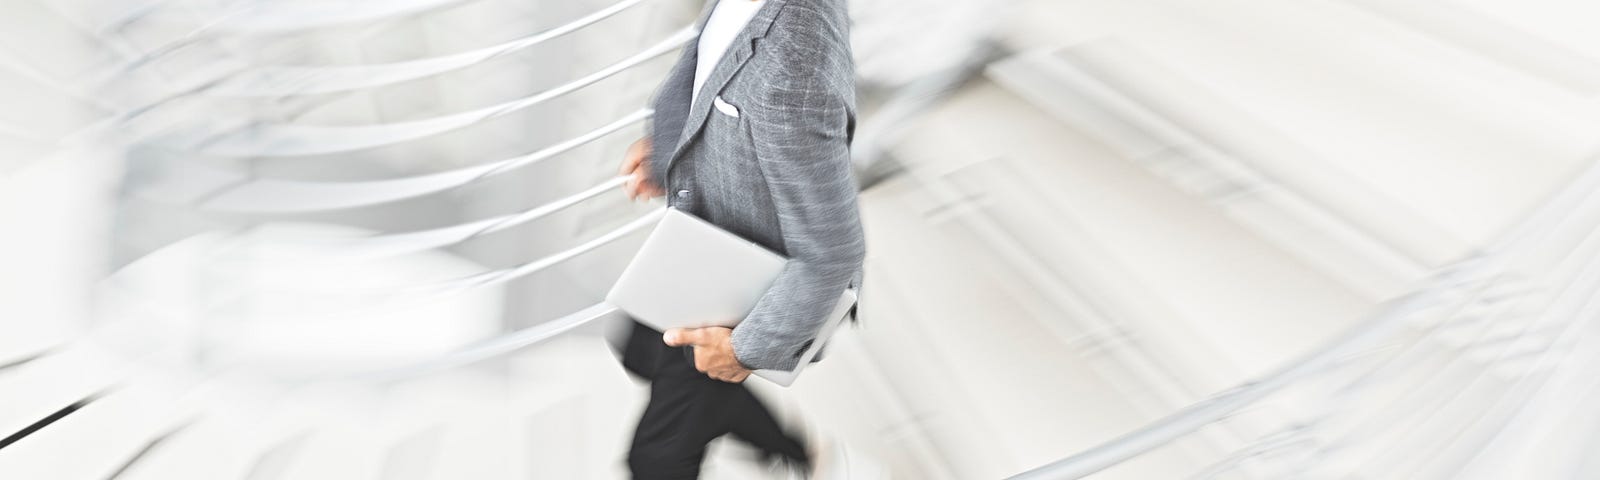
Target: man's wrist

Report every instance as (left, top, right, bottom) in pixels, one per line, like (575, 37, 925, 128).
(729, 326, 762, 370)
(727, 328, 752, 370)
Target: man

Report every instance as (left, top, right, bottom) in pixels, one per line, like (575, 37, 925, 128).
(613, 0, 864, 477)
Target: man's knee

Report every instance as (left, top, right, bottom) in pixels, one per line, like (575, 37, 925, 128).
(626, 441, 703, 480)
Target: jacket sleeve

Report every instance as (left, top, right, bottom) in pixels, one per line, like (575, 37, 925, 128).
(730, 7, 865, 372)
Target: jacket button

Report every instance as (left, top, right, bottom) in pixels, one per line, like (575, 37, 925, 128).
(676, 189, 691, 199)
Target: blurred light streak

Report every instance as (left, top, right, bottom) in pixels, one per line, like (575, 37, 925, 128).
(206, 0, 655, 97)
(136, 0, 480, 34)
(1052, 41, 1458, 271)
(0, 123, 57, 147)
(139, 110, 651, 213)
(0, 49, 119, 115)
(137, 209, 662, 325)
(852, 40, 1001, 186)
(223, 176, 631, 263)
(151, 28, 691, 156)
(1336, 228, 1600, 478)
(1010, 265, 1494, 480)
(1012, 155, 1600, 479)
(1341, 0, 1600, 95)
(372, 208, 664, 296)
(343, 302, 621, 383)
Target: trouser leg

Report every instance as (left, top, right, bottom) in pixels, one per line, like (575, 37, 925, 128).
(726, 386, 811, 466)
(622, 320, 811, 478)
(627, 375, 715, 479)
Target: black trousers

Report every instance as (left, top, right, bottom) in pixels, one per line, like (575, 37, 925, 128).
(619, 320, 810, 479)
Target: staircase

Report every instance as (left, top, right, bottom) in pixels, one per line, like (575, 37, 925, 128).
(3, 0, 1600, 479)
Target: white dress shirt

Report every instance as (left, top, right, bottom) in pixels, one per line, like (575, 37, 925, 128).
(692, 0, 765, 106)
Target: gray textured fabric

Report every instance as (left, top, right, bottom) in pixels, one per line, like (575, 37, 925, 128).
(642, 0, 864, 371)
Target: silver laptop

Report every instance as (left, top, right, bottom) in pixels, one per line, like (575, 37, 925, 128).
(606, 208, 853, 386)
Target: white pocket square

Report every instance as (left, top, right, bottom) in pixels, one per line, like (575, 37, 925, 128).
(712, 96, 740, 118)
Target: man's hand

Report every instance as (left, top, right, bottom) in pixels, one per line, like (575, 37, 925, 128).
(663, 327, 751, 383)
(619, 137, 664, 200)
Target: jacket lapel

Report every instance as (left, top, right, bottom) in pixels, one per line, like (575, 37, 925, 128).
(663, 0, 786, 178)
(647, 1, 721, 186)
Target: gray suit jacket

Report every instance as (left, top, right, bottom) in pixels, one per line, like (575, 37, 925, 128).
(643, 0, 864, 371)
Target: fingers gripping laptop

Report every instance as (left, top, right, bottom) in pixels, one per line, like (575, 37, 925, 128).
(605, 208, 855, 386)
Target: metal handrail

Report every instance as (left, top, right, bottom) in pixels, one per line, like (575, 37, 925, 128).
(234, 177, 632, 261)
(129, 0, 477, 34)
(161, 28, 692, 156)
(1008, 267, 1485, 479)
(184, 110, 651, 213)
(206, 0, 657, 97)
